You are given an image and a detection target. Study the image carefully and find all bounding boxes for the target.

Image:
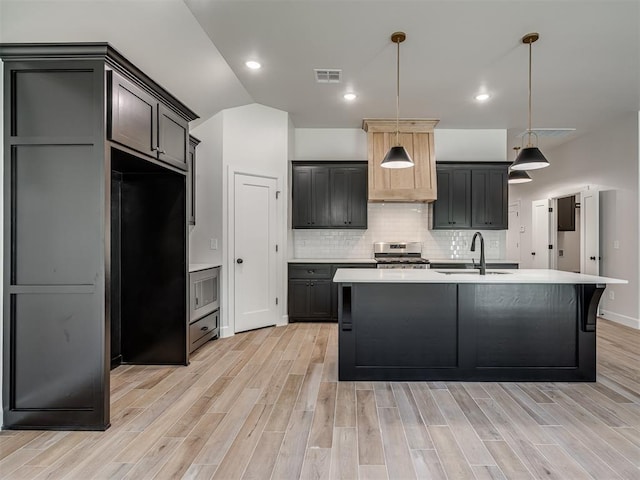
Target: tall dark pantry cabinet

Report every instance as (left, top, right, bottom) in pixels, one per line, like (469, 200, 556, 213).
(1, 44, 198, 430)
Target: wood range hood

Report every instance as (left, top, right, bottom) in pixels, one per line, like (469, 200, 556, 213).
(362, 118, 439, 202)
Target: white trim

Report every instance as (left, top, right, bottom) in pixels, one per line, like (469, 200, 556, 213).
(278, 315, 289, 327)
(600, 310, 640, 330)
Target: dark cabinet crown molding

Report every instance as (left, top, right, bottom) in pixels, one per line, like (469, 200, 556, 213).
(0, 42, 199, 122)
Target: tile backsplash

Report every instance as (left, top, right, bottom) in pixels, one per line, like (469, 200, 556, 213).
(293, 203, 506, 260)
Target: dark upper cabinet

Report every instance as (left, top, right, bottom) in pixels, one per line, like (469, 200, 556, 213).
(292, 166, 330, 227)
(433, 167, 471, 229)
(109, 71, 188, 171)
(188, 136, 200, 225)
(471, 167, 508, 229)
(433, 163, 508, 230)
(557, 195, 576, 231)
(330, 167, 368, 228)
(292, 162, 367, 229)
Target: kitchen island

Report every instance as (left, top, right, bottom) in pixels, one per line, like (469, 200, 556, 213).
(334, 269, 626, 382)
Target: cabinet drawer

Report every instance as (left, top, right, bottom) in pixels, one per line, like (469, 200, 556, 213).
(288, 264, 331, 279)
(190, 311, 218, 353)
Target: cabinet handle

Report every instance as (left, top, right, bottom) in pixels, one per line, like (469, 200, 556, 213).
(151, 146, 159, 152)
(310, 282, 314, 286)
(195, 297, 199, 306)
(201, 326, 209, 331)
(158, 149, 166, 154)
(307, 270, 314, 274)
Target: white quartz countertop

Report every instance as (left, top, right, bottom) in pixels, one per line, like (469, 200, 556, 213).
(428, 259, 520, 264)
(289, 258, 376, 264)
(189, 263, 221, 273)
(333, 268, 627, 284)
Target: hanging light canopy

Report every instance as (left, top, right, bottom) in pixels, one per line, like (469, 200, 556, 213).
(381, 32, 414, 169)
(508, 147, 532, 184)
(511, 32, 550, 171)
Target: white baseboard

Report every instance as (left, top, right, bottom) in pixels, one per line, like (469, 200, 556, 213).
(277, 315, 289, 327)
(219, 325, 234, 338)
(600, 310, 640, 330)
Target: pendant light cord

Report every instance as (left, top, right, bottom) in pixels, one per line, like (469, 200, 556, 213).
(395, 37, 400, 146)
(527, 39, 533, 147)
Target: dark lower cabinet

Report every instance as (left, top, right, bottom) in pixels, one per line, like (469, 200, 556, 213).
(288, 262, 375, 322)
(429, 262, 519, 270)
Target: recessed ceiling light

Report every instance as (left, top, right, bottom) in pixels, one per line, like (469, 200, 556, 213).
(343, 93, 357, 101)
(245, 60, 261, 70)
(475, 93, 490, 101)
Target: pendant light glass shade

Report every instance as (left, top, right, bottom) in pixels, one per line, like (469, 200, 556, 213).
(510, 32, 549, 172)
(381, 145, 413, 168)
(508, 169, 532, 184)
(382, 32, 414, 169)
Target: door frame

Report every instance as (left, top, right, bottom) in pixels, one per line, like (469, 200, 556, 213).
(538, 184, 600, 274)
(226, 168, 284, 337)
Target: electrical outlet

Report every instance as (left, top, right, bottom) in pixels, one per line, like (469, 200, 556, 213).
(608, 290, 615, 300)
(519, 225, 525, 233)
(210, 238, 218, 250)
(613, 240, 620, 249)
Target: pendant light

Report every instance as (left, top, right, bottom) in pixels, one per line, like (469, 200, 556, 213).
(508, 147, 532, 184)
(381, 32, 414, 169)
(511, 32, 550, 171)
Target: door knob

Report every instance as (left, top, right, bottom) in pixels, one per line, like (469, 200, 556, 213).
(236, 258, 243, 264)
(531, 252, 536, 256)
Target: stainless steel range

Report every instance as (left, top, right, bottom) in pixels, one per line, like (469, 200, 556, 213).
(374, 242, 430, 269)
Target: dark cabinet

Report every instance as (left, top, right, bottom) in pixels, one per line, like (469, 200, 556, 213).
(330, 167, 367, 228)
(292, 166, 331, 227)
(433, 167, 471, 229)
(471, 168, 508, 229)
(109, 71, 188, 171)
(288, 262, 375, 322)
(429, 262, 519, 270)
(292, 162, 367, 229)
(188, 136, 200, 225)
(0, 43, 198, 430)
(433, 163, 508, 230)
(557, 195, 576, 231)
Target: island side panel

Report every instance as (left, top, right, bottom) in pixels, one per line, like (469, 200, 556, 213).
(339, 283, 458, 380)
(458, 283, 596, 381)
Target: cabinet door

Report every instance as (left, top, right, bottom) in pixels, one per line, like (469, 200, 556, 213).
(158, 104, 188, 170)
(347, 167, 368, 228)
(292, 166, 330, 228)
(311, 167, 331, 227)
(433, 168, 471, 229)
(288, 279, 310, 317)
(330, 166, 367, 228)
(108, 71, 157, 157)
(472, 168, 507, 229)
(308, 280, 332, 317)
(187, 137, 198, 225)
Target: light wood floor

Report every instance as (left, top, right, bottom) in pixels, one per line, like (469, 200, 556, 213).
(1, 318, 639, 480)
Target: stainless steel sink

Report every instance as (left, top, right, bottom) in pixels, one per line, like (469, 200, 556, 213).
(435, 270, 512, 275)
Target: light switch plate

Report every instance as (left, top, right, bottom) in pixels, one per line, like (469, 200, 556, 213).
(613, 240, 620, 249)
(210, 238, 218, 250)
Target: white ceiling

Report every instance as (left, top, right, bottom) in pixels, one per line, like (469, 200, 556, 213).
(2, 0, 639, 151)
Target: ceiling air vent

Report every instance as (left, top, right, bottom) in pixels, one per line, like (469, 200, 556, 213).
(314, 69, 342, 83)
(517, 128, 576, 138)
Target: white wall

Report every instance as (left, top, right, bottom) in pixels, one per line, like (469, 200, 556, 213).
(293, 127, 508, 162)
(510, 112, 639, 329)
(190, 113, 224, 266)
(202, 104, 290, 336)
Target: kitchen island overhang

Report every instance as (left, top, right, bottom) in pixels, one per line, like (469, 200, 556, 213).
(334, 269, 627, 382)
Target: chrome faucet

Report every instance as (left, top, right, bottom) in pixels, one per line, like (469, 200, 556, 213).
(470, 232, 486, 275)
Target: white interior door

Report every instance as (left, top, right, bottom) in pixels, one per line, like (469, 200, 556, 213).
(531, 199, 551, 269)
(581, 188, 600, 275)
(506, 201, 521, 262)
(233, 173, 278, 333)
